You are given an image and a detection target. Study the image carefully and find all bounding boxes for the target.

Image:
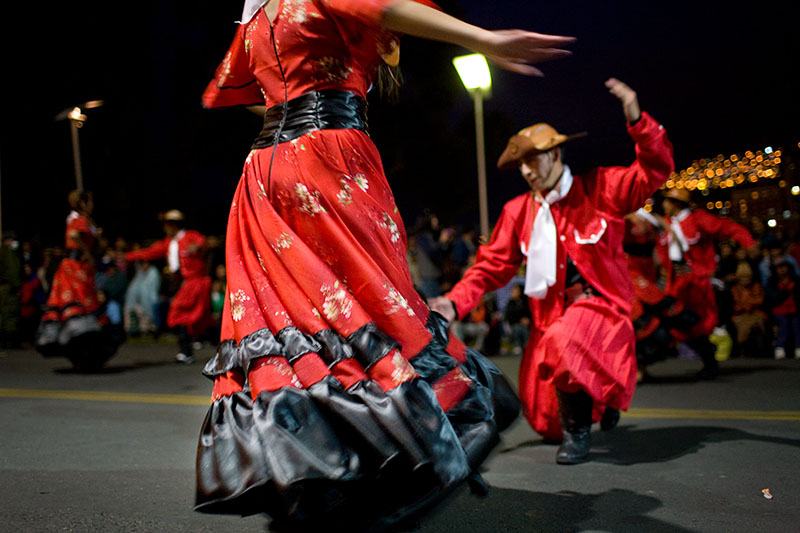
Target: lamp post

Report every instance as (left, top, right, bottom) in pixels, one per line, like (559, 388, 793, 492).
(54, 100, 104, 191)
(453, 54, 492, 240)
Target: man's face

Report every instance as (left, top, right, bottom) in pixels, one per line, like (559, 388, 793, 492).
(662, 198, 681, 217)
(163, 222, 179, 238)
(519, 149, 559, 192)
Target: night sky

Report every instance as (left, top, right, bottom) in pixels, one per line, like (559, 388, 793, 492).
(2, 0, 798, 247)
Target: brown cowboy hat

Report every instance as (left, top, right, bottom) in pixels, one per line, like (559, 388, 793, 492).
(160, 209, 185, 222)
(497, 123, 586, 171)
(662, 188, 691, 203)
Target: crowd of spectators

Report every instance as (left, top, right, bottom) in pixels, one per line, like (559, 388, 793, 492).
(2, 210, 799, 362)
(0, 231, 226, 350)
(715, 227, 800, 359)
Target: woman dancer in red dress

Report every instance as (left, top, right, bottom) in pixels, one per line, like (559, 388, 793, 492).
(196, 1, 573, 529)
(36, 191, 121, 370)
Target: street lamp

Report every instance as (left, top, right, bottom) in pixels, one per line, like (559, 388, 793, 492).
(453, 53, 492, 239)
(54, 100, 104, 191)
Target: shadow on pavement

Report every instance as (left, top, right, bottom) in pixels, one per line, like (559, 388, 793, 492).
(420, 485, 690, 532)
(592, 425, 800, 465)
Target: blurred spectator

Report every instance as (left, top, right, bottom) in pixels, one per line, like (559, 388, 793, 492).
(716, 241, 739, 285)
(408, 210, 444, 299)
(113, 237, 130, 275)
(20, 240, 37, 267)
(451, 226, 477, 271)
(209, 263, 227, 340)
(453, 293, 490, 352)
(729, 262, 768, 357)
(124, 257, 161, 336)
(759, 239, 800, 288)
(503, 283, 530, 355)
(0, 231, 22, 349)
(766, 256, 800, 359)
(19, 263, 45, 346)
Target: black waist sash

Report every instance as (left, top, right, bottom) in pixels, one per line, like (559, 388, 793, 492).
(252, 90, 369, 149)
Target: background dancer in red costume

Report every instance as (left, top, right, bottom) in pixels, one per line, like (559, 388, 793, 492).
(36, 191, 122, 371)
(126, 210, 212, 365)
(195, 0, 574, 529)
(431, 79, 675, 464)
(658, 188, 758, 379)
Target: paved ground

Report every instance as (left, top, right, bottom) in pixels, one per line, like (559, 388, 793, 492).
(1, 342, 798, 532)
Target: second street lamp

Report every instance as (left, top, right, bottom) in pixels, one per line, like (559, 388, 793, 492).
(453, 53, 492, 240)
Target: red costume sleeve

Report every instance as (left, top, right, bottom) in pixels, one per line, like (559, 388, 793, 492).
(590, 112, 675, 217)
(202, 25, 264, 109)
(322, 0, 440, 26)
(445, 198, 526, 320)
(694, 210, 756, 249)
(126, 238, 170, 262)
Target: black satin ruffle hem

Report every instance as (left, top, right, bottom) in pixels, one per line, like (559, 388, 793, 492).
(195, 313, 520, 531)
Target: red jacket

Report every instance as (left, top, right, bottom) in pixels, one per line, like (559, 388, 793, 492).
(657, 210, 755, 278)
(126, 230, 208, 280)
(446, 112, 674, 331)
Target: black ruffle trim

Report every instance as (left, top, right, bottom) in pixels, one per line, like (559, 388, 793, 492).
(203, 323, 400, 378)
(195, 313, 519, 529)
(35, 314, 122, 370)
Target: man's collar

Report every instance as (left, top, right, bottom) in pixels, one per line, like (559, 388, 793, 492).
(675, 208, 691, 222)
(536, 165, 573, 205)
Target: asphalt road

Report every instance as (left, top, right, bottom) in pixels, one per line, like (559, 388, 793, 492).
(1, 341, 798, 532)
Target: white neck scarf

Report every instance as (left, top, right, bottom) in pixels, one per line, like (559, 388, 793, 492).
(168, 230, 186, 273)
(524, 166, 573, 299)
(240, 0, 269, 23)
(668, 209, 691, 261)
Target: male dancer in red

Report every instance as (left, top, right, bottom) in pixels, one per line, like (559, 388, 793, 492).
(431, 79, 674, 464)
(658, 188, 757, 378)
(126, 210, 212, 364)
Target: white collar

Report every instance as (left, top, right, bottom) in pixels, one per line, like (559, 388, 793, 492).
(172, 229, 187, 242)
(674, 208, 691, 223)
(240, 0, 269, 24)
(535, 165, 573, 206)
(66, 210, 80, 223)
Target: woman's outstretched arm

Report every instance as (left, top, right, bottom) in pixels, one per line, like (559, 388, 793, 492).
(381, 0, 574, 76)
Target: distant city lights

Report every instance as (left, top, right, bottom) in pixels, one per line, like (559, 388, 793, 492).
(662, 146, 783, 193)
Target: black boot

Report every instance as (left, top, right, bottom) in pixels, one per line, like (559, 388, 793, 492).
(555, 389, 593, 465)
(600, 407, 620, 431)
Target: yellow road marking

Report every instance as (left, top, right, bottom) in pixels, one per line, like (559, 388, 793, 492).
(626, 408, 800, 421)
(0, 388, 209, 406)
(1, 388, 799, 420)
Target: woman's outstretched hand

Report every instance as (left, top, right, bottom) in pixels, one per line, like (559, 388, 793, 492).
(479, 30, 575, 76)
(382, 1, 574, 77)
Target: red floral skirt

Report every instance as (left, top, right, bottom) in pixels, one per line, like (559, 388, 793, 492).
(195, 129, 519, 529)
(519, 296, 637, 441)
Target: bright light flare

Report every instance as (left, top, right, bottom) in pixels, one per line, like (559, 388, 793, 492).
(452, 54, 492, 92)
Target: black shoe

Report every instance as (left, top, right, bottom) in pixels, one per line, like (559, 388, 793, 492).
(556, 428, 591, 464)
(600, 407, 620, 431)
(467, 472, 490, 497)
